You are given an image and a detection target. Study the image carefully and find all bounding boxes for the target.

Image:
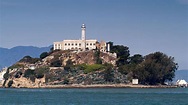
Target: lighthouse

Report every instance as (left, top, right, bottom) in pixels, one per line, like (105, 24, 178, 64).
(81, 24, 86, 51)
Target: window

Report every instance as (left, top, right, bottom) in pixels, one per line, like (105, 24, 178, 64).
(68, 43, 70, 46)
(72, 43, 74, 46)
(79, 43, 81, 46)
(65, 43, 67, 46)
(87, 43, 89, 46)
(75, 43, 77, 46)
(90, 43, 92, 46)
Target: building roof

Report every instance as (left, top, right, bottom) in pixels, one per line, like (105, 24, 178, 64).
(177, 79, 187, 85)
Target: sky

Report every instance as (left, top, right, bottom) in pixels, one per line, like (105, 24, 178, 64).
(0, 0, 188, 70)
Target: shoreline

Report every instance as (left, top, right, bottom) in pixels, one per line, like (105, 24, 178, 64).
(1, 84, 178, 89)
(41, 84, 178, 89)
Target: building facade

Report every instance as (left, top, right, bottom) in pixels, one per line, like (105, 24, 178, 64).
(54, 24, 110, 52)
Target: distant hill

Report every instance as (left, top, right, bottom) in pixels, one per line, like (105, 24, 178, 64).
(0, 46, 51, 70)
(174, 70, 188, 82)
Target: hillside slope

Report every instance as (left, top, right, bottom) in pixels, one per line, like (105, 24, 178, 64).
(2, 50, 122, 88)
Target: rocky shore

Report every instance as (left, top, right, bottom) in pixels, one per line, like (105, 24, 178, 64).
(40, 84, 177, 89)
(0, 84, 177, 89)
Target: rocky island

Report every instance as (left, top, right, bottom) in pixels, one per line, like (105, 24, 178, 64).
(1, 24, 178, 88)
(1, 49, 123, 88)
(1, 44, 178, 88)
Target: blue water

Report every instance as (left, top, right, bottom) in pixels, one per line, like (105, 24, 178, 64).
(0, 88, 188, 105)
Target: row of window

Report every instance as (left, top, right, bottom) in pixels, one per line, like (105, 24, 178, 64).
(54, 44, 61, 47)
(64, 47, 96, 50)
(64, 43, 96, 46)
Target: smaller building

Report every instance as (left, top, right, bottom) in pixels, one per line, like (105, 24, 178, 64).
(176, 79, 187, 87)
(132, 79, 139, 85)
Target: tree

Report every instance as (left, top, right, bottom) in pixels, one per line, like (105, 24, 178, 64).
(137, 52, 178, 85)
(104, 63, 114, 82)
(110, 45, 130, 66)
(94, 50, 102, 64)
(40, 52, 48, 59)
(129, 54, 143, 64)
(64, 59, 73, 70)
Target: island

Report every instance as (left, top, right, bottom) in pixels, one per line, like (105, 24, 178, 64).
(1, 24, 178, 88)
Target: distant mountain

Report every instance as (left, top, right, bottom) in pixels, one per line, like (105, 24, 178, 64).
(0, 46, 51, 70)
(174, 70, 188, 82)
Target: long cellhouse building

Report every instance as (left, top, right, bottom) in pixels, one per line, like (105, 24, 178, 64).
(53, 24, 110, 52)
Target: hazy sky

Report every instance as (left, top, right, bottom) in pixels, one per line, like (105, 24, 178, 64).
(0, 0, 188, 69)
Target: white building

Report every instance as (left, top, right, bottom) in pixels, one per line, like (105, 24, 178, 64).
(54, 24, 109, 52)
(176, 79, 187, 87)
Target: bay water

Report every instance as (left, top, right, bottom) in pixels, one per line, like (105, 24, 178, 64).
(0, 88, 187, 105)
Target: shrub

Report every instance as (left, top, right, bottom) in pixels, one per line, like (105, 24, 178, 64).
(35, 67, 49, 78)
(3, 70, 9, 80)
(19, 56, 40, 64)
(50, 60, 62, 67)
(40, 52, 48, 59)
(94, 50, 102, 64)
(14, 71, 23, 78)
(104, 64, 114, 82)
(64, 59, 74, 70)
(29, 75, 36, 82)
(24, 69, 35, 78)
(8, 64, 24, 70)
(63, 78, 69, 84)
(7, 80, 13, 87)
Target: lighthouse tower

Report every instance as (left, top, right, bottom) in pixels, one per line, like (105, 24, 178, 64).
(81, 24, 86, 51)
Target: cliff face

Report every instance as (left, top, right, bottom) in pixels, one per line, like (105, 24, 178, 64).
(43, 50, 117, 66)
(2, 50, 128, 88)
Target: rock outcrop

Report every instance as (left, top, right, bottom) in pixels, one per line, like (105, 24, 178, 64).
(2, 50, 128, 88)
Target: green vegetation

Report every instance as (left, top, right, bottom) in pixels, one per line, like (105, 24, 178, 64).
(107, 42, 178, 85)
(24, 67, 50, 82)
(110, 43, 130, 66)
(19, 56, 40, 64)
(63, 78, 69, 84)
(35, 67, 49, 78)
(64, 59, 74, 70)
(40, 52, 48, 59)
(14, 71, 23, 78)
(84, 64, 104, 73)
(94, 50, 102, 64)
(103, 63, 114, 82)
(3, 69, 10, 80)
(4, 42, 178, 86)
(138, 52, 178, 85)
(24, 69, 35, 82)
(8, 64, 24, 70)
(118, 52, 178, 85)
(7, 80, 13, 87)
(77, 64, 105, 73)
(50, 59, 62, 67)
(24, 69, 35, 78)
(3, 69, 10, 86)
